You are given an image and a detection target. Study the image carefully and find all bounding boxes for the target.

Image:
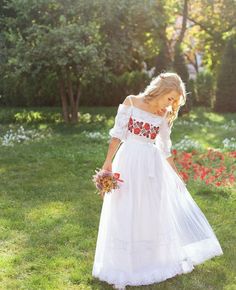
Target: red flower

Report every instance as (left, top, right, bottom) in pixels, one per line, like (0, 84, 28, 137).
(228, 151, 236, 158)
(150, 133, 157, 139)
(172, 149, 177, 155)
(127, 117, 160, 140)
(179, 171, 189, 182)
(144, 123, 150, 130)
(113, 172, 124, 182)
(134, 127, 141, 134)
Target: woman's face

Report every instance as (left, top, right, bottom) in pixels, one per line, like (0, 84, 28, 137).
(154, 90, 180, 114)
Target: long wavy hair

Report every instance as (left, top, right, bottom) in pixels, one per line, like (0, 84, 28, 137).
(139, 72, 187, 128)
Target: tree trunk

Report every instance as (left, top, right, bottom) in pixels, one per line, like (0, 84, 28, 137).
(74, 82, 81, 121)
(66, 70, 80, 124)
(177, 0, 188, 46)
(59, 77, 70, 123)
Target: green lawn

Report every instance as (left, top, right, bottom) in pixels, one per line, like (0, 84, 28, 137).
(0, 106, 235, 290)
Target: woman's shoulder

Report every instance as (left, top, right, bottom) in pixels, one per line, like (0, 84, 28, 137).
(116, 96, 134, 113)
(122, 95, 139, 106)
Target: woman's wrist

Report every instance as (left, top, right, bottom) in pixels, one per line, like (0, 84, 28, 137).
(104, 157, 112, 163)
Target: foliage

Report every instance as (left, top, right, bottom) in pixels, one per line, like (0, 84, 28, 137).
(173, 44, 191, 115)
(0, 0, 236, 117)
(173, 149, 235, 189)
(0, 125, 52, 146)
(188, 79, 198, 107)
(195, 70, 216, 108)
(1, 0, 105, 122)
(215, 35, 236, 113)
(187, 0, 236, 71)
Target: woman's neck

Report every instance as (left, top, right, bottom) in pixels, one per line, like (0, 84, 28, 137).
(140, 96, 162, 114)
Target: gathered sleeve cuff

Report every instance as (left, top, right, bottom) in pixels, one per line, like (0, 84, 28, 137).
(109, 104, 132, 142)
(154, 117, 172, 158)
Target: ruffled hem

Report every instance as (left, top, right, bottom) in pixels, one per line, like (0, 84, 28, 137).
(92, 250, 223, 287)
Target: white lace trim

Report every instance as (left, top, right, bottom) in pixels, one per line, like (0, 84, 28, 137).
(92, 251, 223, 287)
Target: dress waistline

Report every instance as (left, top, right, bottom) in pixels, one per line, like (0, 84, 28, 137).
(125, 134, 156, 145)
(124, 135, 160, 178)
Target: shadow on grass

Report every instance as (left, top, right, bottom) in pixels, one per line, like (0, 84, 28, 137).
(0, 106, 234, 289)
(187, 107, 235, 125)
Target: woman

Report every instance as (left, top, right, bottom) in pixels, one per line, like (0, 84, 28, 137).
(92, 72, 223, 289)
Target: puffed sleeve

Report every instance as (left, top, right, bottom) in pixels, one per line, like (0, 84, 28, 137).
(154, 117, 172, 158)
(109, 104, 132, 142)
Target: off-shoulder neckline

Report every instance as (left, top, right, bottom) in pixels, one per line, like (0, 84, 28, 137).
(119, 103, 165, 119)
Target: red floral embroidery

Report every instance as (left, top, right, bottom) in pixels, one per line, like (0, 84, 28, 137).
(128, 116, 159, 139)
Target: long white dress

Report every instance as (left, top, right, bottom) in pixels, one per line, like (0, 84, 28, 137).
(92, 96, 223, 287)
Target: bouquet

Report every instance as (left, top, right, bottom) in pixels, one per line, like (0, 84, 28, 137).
(92, 168, 124, 198)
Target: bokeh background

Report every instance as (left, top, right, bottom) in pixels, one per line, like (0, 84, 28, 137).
(0, 1, 235, 289)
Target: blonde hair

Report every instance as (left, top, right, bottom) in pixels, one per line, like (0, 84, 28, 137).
(139, 72, 187, 128)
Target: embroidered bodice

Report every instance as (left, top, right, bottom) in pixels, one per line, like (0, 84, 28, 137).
(109, 98, 173, 158)
(128, 115, 160, 140)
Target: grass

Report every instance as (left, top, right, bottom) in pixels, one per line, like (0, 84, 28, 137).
(0, 106, 235, 290)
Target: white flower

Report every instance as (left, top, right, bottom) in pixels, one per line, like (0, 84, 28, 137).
(173, 135, 203, 151)
(223, 137, 236, 149)
(81, 130, 108, 140)
(220, 120, 236, 130)
(0, 126, 52, 146)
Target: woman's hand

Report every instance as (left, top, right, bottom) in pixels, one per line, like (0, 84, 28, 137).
(98, 161, 112, 200)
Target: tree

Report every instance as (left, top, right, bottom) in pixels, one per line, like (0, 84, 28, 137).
(187, 0, 236, 72)
(196, 70, 215, 108)
(3, 0, 104, 123)
(173, 0, 190, 114)
(215, 35, 236, 113)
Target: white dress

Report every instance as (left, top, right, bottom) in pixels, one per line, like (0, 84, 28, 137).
(92, 97, 223, 288)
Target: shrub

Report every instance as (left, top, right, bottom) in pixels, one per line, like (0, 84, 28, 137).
(196, 70, 216, 108)
(215, 35, 236, 113)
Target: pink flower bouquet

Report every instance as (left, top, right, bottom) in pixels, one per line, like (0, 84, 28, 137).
(92, 168, 124, 198)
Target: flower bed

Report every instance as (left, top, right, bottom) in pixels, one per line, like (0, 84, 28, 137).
(172, 149, 236, 188)
(0, 126, 52, 146)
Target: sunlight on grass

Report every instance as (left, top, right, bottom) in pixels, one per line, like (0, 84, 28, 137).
(0, 106, 235, 289)
(0, 229, 28, 283)
(39, 124, 49, 129)
(0, 167, 7, 174)
(27, 202, 70, 222)
(204, 112, 226, 123)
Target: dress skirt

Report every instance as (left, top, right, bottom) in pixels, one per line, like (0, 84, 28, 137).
(92, 137, 223, 287)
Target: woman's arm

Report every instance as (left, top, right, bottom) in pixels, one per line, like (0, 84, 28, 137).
(101, 137, 122, 171)
(103, 97, 132, 171)
(166, 156, 186, 184)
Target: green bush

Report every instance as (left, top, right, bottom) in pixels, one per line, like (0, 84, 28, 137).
(0, 73, 60, 107)
(80, 71, 150, 106)
(215, 35, 236, 113)
(196, 70, 216, 108)
(188, 79, 198, 107)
